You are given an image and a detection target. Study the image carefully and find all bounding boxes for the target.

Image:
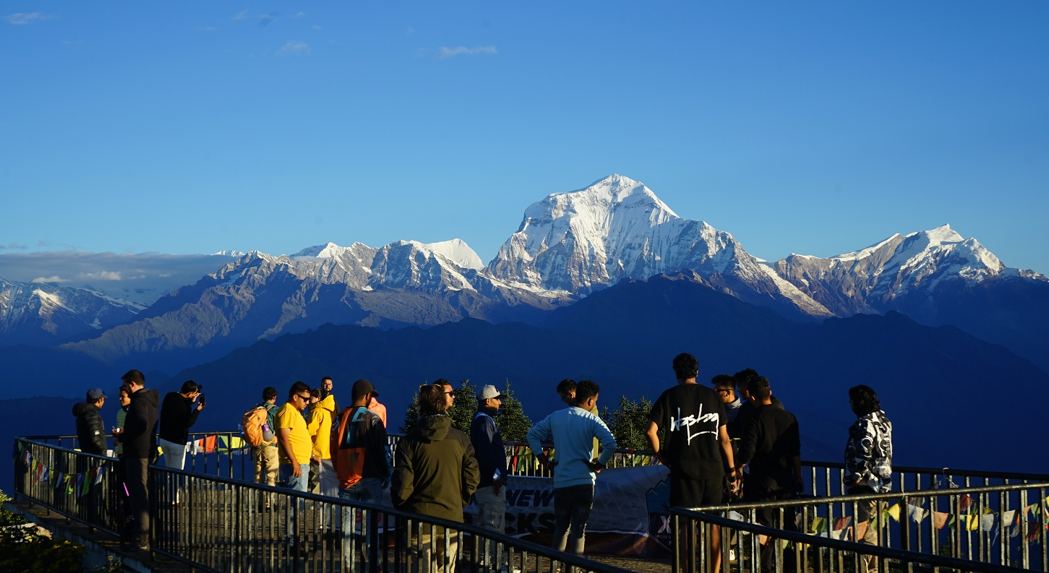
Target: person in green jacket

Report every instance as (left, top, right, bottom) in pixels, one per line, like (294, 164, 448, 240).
(393, 383, 480, 573)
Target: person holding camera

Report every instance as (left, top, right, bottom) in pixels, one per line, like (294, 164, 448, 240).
(158, 380, 205, 470)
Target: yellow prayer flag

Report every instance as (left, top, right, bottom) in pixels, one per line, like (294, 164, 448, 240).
(966, 514, 980, 532)
(886, 503, 901, 522)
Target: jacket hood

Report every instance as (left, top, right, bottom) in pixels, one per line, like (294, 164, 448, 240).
(415, 414, 452, 442)
(315, 394, 336, 414)
(72, 402, 95, 417)
(134, 388, 160, 407)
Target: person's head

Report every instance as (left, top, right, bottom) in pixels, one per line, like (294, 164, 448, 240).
(351, 379, 378, 407)
(476, 384, 504, 414)
(574, 379, 600, 409)
(849, 385, 880, 416)
(179, 380, 200, 399)
(556, 379, 577, 406)
(435, 378, 455, 409)
(711, 374, 737, 403)
(418, 384, 447, 417)
(320, 376, 334, 397)
(748, 376, 772, 403)
(672, 353, 699, 383)
(121, 369, 145, 393)
(118, 387, 131, 408)
(287, 381, 311, 411)
(262, 386, 278, 403)
(734, 368, 759, 399)
(86, 387, 106, 408)
(309, 388, 321, 405)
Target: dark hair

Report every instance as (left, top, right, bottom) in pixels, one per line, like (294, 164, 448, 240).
(321, 376, 333, 384)
(711, 374, 735, 389)
(434, 378, 451, 389)
(262, 387, 278, 401)
(418, 384, 447, 416)
(288, 381, 310, 401)
(575, 380, 600, 403)
(733, 368, 759, 393)
(749, 376, 772, 400)
(556, 379, 576, 396)
(672, 353, 699, 381)
(121, 369, 145, 386)
(310, 388, 321, 398)
(180, 380, 199, 394)
(849, 385, 881, 416)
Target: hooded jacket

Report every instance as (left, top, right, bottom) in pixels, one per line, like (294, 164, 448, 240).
(72, 401, 107, 455)
(845, 409, 893, 493)
(123, 388, 160, 460)
(392, 414, 479, 522)
(308, 394, 336, 459)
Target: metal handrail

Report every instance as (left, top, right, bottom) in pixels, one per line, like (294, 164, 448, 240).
(673, 482, 1049, 573)
(672, 507, 1033, 573)
(13, 437, 634, 573)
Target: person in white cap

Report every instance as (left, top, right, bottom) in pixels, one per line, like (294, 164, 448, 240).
(471, 384, 510, 571)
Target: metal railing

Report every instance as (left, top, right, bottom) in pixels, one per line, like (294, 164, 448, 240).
(672, 481, 1049, 573)
(13, 437, 635, 573)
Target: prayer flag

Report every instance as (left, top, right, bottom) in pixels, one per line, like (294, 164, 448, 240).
(966, 514, 980, 531)
(981, 513, 996, 533)
(886, 503, 901, 522)
(79, 473, 89, 497)
(907, 504, 927, 524)
(810, 517, 827, 534)
(959, 494, 974, 512)
(94, 466, 105, 485)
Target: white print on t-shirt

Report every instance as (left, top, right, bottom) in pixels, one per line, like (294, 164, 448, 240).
(670, 405, 720, 445)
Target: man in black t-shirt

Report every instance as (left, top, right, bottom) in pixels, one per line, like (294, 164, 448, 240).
(646, 353, 738, 573)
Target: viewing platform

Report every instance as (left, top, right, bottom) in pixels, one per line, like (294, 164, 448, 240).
(9, 432, 1049, 573)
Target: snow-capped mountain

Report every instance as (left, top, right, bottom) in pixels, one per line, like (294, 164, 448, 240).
(17, 173, 1043, 375)
(487, 174, 832, 318)
(772, 224, 1046, 316)
(0, 278, 145, 345)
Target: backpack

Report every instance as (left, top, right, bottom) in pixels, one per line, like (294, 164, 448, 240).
(242, 404, 275, 447)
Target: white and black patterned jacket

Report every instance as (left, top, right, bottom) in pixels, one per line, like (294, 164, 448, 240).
(844, 409, 893, 493)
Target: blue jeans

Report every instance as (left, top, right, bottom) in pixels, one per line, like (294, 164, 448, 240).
(282, 463, 309, 541)
(341, 478, 383, 568)
(553, 484, 594, 554)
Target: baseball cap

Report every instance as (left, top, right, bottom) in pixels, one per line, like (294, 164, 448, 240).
(352, 379, 378, 399)
(477, 385, 504, 400)
(87, 388, 106, 401)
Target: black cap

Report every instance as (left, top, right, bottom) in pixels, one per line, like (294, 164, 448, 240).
(352, 379, 378, 399)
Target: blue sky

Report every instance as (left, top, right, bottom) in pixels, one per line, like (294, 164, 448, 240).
(2, 2, 1047, 275)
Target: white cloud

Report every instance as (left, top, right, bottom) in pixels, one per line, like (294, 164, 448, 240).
(232, 9, 249, 21)
(437, 45, 497, 60)
(76, 271, 124, 281)
(31, 276, 67, 284)
(277, 41, 310, 56)
(0, 242, 28, 250)
(6, 13, 52, 26)
(295, 11, 307, 18)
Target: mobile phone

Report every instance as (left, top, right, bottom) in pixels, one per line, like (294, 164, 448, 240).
(198, 393, 206, 406)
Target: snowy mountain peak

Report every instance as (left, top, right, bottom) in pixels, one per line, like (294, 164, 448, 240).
(521, 174, 679, 230)
(291, 242, 348, 259)
(402, 239, 484, 270)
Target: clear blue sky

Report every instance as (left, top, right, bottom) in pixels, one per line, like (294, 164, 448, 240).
(3, 2, 1047, 274)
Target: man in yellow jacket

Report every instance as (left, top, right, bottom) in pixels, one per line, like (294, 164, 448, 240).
(307, 390, 336, 494)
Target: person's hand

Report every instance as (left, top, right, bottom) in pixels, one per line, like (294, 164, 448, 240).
(585, 460, 605, 473)
(493, 475, 505, 496)
(292, 464, 302, 478)
(196, 401, 205, 411)
(381, 479, 390, 490)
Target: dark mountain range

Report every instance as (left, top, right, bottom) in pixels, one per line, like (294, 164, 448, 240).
(159, 274, 1049, 475)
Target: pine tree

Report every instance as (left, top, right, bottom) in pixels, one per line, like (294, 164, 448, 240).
(400, 379, 477, 434)
(600, 395, 659, 452)
(495, 381, 533, 442)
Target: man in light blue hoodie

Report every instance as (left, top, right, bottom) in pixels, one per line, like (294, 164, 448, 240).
(527, 380, 617, 555)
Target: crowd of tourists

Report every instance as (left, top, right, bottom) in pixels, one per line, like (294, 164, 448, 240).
(71, 354, 892, 573)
